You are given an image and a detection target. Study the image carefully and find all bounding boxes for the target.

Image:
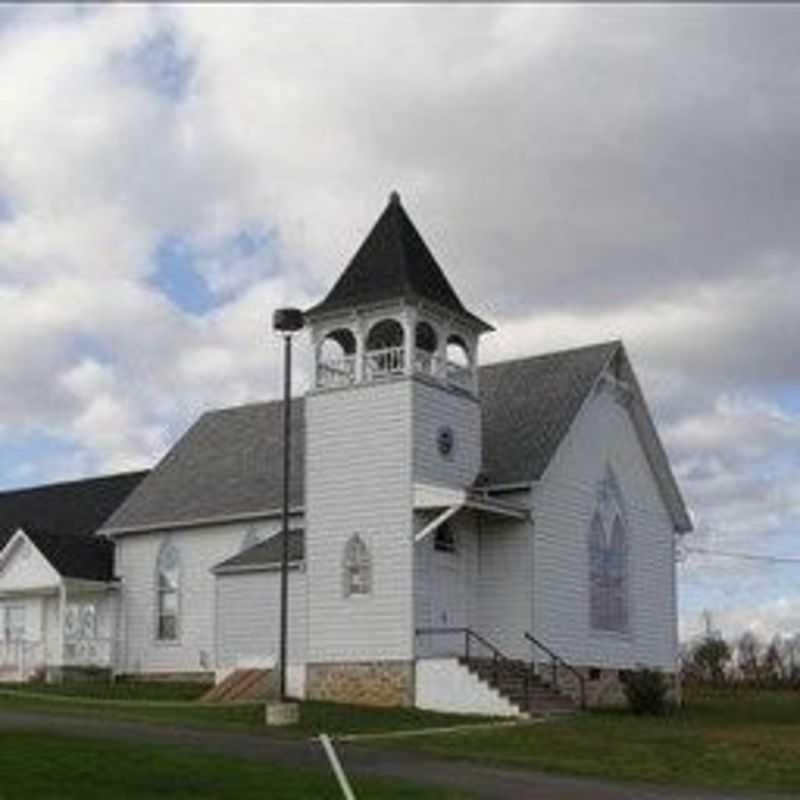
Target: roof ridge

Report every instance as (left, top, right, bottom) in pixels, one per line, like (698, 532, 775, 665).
(480, 340, 621, 372)
(0, 469, 150, 498)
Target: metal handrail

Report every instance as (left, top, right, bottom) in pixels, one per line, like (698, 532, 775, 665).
(524, 631, 586, 710)
(416, 626, 535, 710)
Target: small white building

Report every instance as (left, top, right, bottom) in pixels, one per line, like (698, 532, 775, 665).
(0, 194, 691, 714)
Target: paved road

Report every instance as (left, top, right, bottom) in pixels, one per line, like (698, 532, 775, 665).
(0, 709, 782, 800)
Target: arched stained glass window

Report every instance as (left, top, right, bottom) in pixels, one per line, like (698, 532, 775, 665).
(589, 469, 629, 633)
(156, 541, 180, 641)
(343, 534, 371, 597)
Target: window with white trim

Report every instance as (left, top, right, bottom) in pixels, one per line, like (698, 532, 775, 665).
(3, 605, 25, 642)
(156, 542, 180, 641)
(343, 534, 371, 597)
(589, 468, 629, 633)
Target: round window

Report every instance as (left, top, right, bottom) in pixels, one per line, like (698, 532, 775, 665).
(437, 426, 454, 458)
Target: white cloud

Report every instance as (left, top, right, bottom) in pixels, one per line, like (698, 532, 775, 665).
(0, 4, 798, 636)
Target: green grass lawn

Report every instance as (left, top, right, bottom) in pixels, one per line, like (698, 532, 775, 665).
(383, 689, 800, 795)
(0, 730, 473, 800)
(0, 685, 492, 737)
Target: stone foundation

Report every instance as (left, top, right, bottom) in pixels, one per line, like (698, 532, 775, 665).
(542, 664, 678, 708)
(306, 661, 414, 707)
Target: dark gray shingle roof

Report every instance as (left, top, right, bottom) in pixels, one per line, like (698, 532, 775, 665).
(306, 193, 492, 331)
(479, 341, 619, 485)
(212, 529, 304, 573)
(103, 400, 304, 533)
(0, 471, 147, 580)
(103, 342, 690, 534)
(26, 530, 115, 582)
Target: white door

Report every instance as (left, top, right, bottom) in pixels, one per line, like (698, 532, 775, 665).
(431, 555, 466, 655)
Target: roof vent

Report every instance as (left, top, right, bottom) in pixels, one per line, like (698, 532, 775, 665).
(388, 190, 401, 205)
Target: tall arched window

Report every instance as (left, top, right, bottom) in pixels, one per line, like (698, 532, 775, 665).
(156, 541, 180, 641)
(342, 534, 371, 597)
(589, 468, 628, 633)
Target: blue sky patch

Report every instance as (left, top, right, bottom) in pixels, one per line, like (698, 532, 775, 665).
(0, 431, 81, 491)
(68, 334, 116, 367)
(0, 194, 13, 222)
(110, 28, 194, 101)
(150, 235, 218, 315)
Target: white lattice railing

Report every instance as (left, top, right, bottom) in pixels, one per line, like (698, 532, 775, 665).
(317, 355, 357, 388)
(446, 361, 473, 389)
(364, 346, 405, 380)
(63, 637, 115, 668)
(0, 639, 46, 680)
(316, 346, 475, 391)
(414, 348, 444, 378)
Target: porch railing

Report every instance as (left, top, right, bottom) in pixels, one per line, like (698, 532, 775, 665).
(63, 637, 115, 668)
(0, 639, 45, 679)
(364, 346, 405, 380)
(524, 631, 586, 710)
(317, 355, 356, 388)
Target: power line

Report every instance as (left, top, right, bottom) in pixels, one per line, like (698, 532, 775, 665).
(681, 546, 800, 565)
(517, 474, 800, 565)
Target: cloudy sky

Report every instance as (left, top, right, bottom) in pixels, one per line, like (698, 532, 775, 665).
(1, 4, 798, 641)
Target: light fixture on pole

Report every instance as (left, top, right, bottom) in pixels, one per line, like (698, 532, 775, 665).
(272, 306, 303, 706)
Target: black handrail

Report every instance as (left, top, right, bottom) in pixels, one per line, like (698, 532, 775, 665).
(415, 626, 534, 710)
(524, 631, 586, 710)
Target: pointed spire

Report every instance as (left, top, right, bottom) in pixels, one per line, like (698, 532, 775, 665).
(306, 194, 492, 331)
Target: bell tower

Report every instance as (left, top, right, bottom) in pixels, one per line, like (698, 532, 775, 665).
(303, 193, 493, 706)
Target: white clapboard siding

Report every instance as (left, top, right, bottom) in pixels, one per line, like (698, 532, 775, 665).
(531, 384, 678, 670)
(412, 379, 482, 488)
(413, 515, 479, 656)
(306, 380, 414, 662)
(114, 517, 285, 674)
(215, 569, 307, 668)
(0, 534, 60, 592)
(474, 494, 534, 661)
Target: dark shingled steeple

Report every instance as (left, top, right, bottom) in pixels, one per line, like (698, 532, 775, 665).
(306, 193, 493, 331)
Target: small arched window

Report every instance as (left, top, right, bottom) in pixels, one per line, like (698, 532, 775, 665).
(156, 541, 180, 641)
(343, 534, 371, 597)
(589, 468, 628, 633)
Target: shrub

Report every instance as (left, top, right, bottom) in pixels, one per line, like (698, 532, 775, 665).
(623, 668, 670, 715)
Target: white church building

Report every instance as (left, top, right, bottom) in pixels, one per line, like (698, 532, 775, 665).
(0, 195, 691, 714)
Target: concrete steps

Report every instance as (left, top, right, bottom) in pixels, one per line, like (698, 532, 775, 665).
(459, 657, 576, 715)
(202, 669, 273, 703)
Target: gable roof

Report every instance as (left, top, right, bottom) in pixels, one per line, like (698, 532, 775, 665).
(0, 471, 147, 550)
(24, 529, 115, 582)
(479, 341, 620, 486)
(306, 193, 493, 331)
(0, 471, 146, 581)
(103, 401, 304, 534)
(102, 341, 690, 535)
(212, 529, 304, 574)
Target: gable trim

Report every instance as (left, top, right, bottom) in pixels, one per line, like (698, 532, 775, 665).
(537, 343, 691, 534)
(0, 528, 63, 587)
(102, 506, 306, 538)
